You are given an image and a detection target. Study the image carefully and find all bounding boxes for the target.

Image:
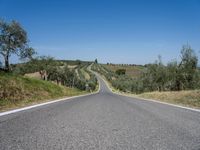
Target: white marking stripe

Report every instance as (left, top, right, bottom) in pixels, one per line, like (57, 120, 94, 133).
(100, 74, 200, 113)
(115, 93, 200, 112)
(0, 80, 100, 117)
(132, 96, 200, 112)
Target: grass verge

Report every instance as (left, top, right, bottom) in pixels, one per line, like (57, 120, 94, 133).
(0, 72, 87, 112)
(96, 73, 200, 109)
(137, 90, 200, 109)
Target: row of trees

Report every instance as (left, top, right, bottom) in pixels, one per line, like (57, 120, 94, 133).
(139, 45, 199, 92)
(12, 57, 97, 91)
(93, 45, 200, 94)
(76, 64, 98, 91)
(1, 19, 97, 91)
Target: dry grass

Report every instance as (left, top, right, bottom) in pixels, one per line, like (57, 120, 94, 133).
(68, 65, 77, 69)
(24, 72, 41, 79)
(80, 69, 90, 80)
(138, 90, 200, 108)
(0, 72, 86, 112)
(97, 68, 200, 109)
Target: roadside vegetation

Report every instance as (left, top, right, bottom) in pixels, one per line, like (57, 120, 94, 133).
(0, 59, 98, 111)
(92, 45, 200, 108)
(138, 90, 200, 108)
(12, 58, 98, 91)
(0, 19, 98, 111)
(1, 19, 200, 109)
(0, 72, 86, 111)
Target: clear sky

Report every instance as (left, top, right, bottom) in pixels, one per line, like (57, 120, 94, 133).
(0, 0, 200, 64)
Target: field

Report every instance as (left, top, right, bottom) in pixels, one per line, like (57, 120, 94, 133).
(0, 72, 86, 112)
(103, 64, 144, 78)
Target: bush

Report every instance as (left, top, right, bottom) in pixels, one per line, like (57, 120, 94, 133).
(115, 69, 126, 75)
(92, 45, 200, 94)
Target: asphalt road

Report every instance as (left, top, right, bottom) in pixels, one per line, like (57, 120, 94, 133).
(0, 76, 200, 150)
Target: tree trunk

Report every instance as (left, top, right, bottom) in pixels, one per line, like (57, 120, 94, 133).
(175, 80, 181, 91)
(4, 54, 9, 71)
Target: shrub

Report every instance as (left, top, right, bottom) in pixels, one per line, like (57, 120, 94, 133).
(115, 69, 126, 75)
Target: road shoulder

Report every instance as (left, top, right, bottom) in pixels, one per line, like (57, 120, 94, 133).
(97, 73, 200, 112)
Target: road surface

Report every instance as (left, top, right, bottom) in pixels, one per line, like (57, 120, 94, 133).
(0, 75, 200, 150)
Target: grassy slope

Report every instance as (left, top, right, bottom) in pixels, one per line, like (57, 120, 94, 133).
(0, 72, 86, 111)
(138, 90, 200, 108)
(80, 68, 90, 80)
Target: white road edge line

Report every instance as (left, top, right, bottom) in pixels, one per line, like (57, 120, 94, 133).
(0, 79, 100, 117)
(99, 73, 200, 113)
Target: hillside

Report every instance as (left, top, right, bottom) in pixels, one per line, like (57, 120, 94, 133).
(92, 63, 200, 108)
(0, 72, 86, 111)
(103, 64, 144, 78)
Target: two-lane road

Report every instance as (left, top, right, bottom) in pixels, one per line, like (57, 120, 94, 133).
(0, 76, 200, 150)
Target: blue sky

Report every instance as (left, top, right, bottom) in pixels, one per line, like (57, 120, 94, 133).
(0, 0, 200, 64)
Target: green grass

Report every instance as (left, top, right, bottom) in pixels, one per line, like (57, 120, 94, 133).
(0, 72, 87, 111)
(95, 69, 200, 109)
(95, 64, 200, 109)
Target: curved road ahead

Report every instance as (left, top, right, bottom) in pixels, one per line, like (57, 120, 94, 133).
(0, 75, 200, 150)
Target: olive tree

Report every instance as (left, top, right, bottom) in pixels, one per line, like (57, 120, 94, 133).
(95, 58, 98, 64)
(179, 44, 198, 89)
(0, 60, 2, 70)
(0, 19, 35, 71)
